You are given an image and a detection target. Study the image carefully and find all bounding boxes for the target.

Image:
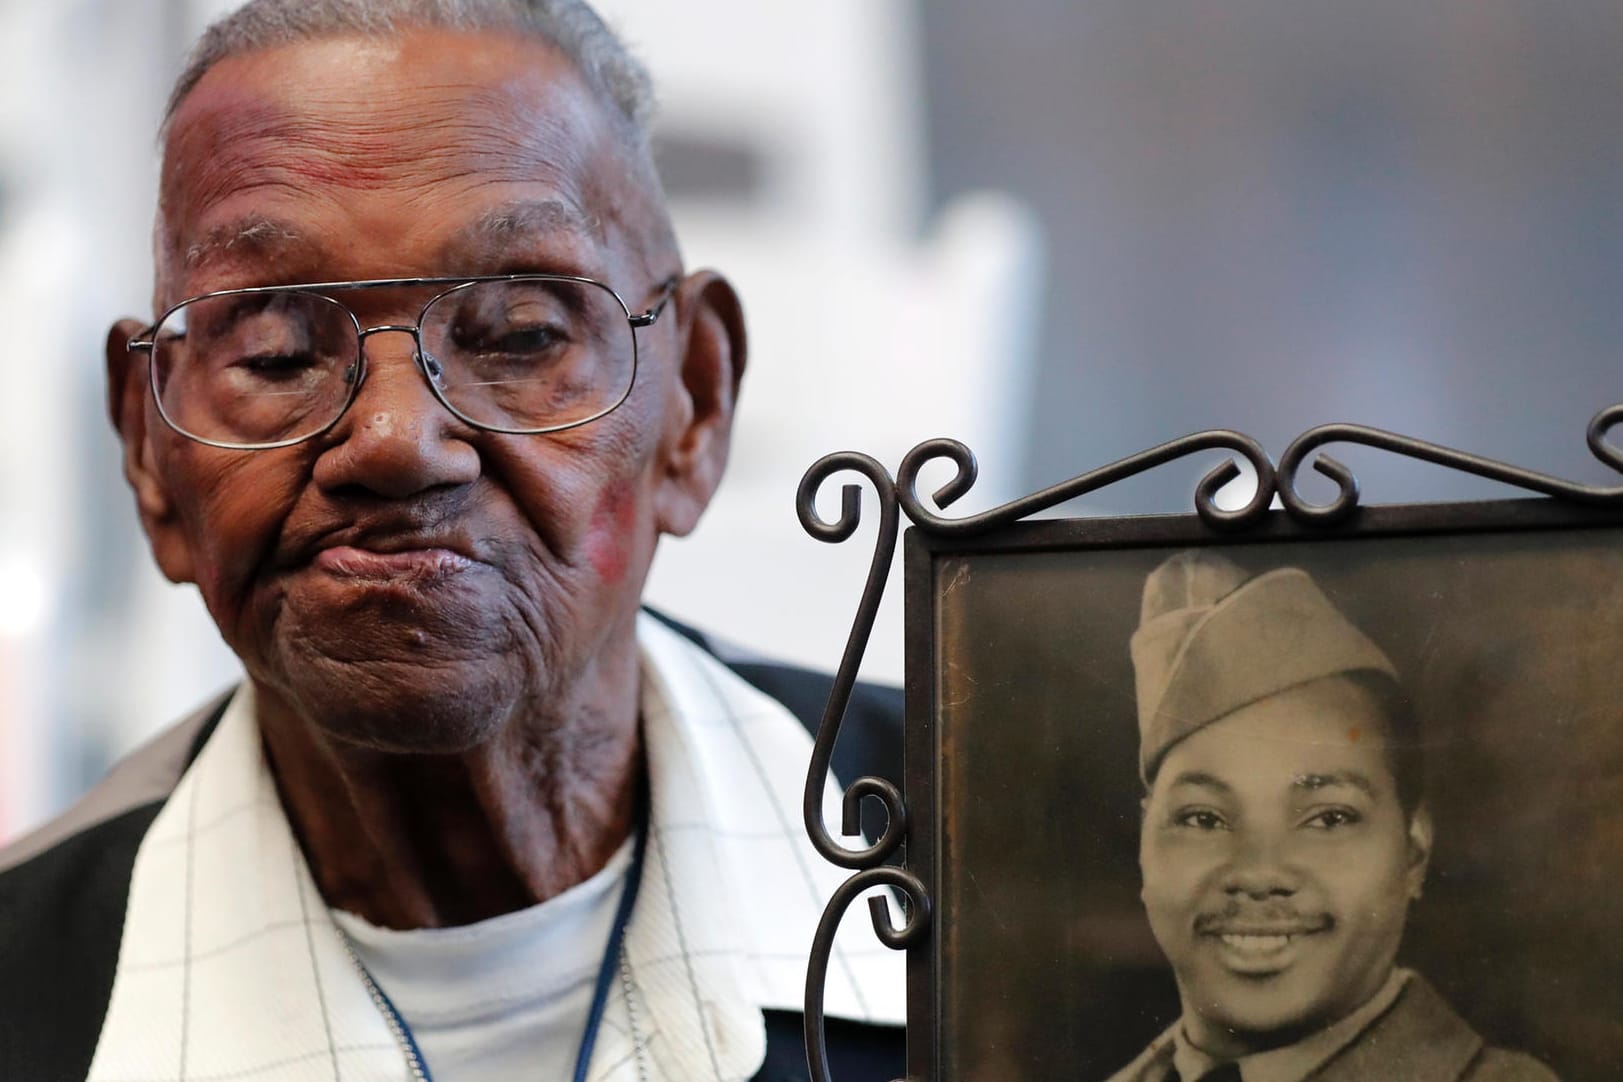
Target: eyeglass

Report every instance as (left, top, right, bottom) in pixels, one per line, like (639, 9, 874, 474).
(126, 274, 677, 450)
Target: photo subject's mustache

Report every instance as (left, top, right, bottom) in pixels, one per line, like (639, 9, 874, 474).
(1193, 903, 1334, 935)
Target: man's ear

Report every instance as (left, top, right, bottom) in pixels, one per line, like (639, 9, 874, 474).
(1405, 803, 1434, 901)
(652, 270, 746, 537)
(107, 319, 195, 584)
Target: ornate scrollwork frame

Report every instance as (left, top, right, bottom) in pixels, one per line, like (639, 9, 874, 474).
(796, 406, 1623, 1082)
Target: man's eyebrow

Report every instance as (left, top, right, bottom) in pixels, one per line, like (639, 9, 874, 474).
(444, 199, 604, 261)
(1292, 772, 1376, 797)
(182, 215, 302, 272)
(1166, 770, 1233, 794)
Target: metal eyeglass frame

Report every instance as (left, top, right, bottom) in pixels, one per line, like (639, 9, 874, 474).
(126, 273, 679, 451)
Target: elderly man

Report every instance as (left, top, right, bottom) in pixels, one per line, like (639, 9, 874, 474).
(0, 2, 903, 1079)
(1108, 550, 1555, 1082)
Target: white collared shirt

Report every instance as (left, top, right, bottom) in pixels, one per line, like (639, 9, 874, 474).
(86, 613, 903, 1081)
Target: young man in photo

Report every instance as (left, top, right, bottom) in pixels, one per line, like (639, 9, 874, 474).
(1107, 550, 1556, 1082)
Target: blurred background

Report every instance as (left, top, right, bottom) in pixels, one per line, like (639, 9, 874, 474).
(2, 0, 1621, 843)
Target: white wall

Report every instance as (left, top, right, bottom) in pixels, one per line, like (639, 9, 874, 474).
(598, 0, 1043, 679)
(0, 0, 243, 841)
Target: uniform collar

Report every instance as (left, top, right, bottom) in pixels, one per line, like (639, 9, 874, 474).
(1170, 968, 1411, 1082)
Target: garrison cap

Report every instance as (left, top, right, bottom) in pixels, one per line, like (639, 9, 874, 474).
(1130, 550, 1397, 782)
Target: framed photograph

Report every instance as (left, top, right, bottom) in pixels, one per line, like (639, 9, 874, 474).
(904, 499, 1623, 1082)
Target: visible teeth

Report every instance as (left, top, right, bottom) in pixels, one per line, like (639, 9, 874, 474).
(1221, 934, 1292, 951)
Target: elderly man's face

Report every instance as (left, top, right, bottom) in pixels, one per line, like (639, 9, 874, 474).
(1139, 676, 1431, 1058)
(110, 30, 738, 750)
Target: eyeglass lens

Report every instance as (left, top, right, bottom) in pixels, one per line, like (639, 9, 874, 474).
(149, 278, 636, 446)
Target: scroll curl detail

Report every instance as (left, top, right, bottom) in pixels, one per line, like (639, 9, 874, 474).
(1279, 404, 1623, 526)
(795, 453, 908, 870)
(802, 867, 931, 1082)
(895, 430, 1277, 535)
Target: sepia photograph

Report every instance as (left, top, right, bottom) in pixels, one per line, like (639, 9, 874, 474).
(920, 505, 1623, 1081)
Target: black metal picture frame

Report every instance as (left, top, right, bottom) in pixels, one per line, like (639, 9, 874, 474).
(796, 408, 1623, 1082)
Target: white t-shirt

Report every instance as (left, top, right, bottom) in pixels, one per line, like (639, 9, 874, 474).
(331, 838, 635, 1082)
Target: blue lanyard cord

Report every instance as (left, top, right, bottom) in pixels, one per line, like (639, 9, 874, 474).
(346, 778, 651, 1082)
(573, 778, 651, 1082)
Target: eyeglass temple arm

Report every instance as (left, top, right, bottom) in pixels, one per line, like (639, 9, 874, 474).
(629, 276, 681, 328)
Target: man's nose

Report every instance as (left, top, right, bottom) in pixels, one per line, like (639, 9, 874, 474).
(1220, 829, 1299, 899)
(311, 328, 481, 499)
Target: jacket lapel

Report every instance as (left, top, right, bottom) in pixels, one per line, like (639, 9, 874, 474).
(1312, 974, 1483, 1081)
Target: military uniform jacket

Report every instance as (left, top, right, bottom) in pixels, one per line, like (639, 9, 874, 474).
(1106, 973, 1558, 1082)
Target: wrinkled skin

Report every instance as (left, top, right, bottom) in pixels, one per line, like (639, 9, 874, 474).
(107, 29, 745, 928)
(1139, 676, 1432, 1060)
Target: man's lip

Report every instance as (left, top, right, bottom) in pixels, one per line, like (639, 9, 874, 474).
(312, 545, 476, 581)
(289, 524, 482, 567)
(1201, 921, 1330, 936)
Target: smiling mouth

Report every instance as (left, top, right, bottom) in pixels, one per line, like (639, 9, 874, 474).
(1220, 933, 1296, 953)
(1201, 921, 1331, 973)
(1214, 932, 1311, 960)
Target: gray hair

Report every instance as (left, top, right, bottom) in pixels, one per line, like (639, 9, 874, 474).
(165, 0, 656, 144)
